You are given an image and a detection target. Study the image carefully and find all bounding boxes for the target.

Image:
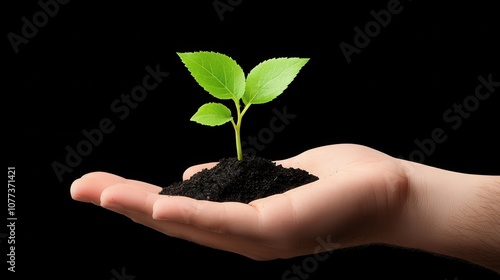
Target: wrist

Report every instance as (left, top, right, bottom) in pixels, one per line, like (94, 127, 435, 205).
(389, 160, 500, 273)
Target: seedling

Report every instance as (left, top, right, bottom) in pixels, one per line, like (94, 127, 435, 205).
(177, 51, 309, 160)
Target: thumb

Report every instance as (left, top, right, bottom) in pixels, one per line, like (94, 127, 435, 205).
(183, 162, 218, 180)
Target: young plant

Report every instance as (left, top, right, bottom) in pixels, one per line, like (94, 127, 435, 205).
(177, 51, 309, 160)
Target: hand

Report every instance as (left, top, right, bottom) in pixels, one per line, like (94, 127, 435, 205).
(70, 143, 409, 260)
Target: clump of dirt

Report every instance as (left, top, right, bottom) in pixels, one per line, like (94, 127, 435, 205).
(159, 156, 319, 203)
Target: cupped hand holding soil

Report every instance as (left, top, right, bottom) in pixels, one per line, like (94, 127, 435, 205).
(70, 144, 500, 273)
(70, 144, 409, 259)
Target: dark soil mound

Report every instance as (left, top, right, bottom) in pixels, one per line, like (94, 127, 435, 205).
(159, 156, 319, 203)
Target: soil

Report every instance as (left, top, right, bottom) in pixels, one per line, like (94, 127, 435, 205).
(159, 156, 319, 203)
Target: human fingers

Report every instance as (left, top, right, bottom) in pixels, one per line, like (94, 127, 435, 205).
(70, 172, 128, 205)
(97, 188, 290, 259)
(99, 183, 163, 216)
(152, 196, 266, 239)
(71, 175, 271, 257)
(70, 171, 161, 205)
(126, 211, 284, 260)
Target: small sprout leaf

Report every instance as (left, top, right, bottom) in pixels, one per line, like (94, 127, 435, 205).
(243, 58, 309, 105)
(190, 102, 233, 126)
(177, 51, 246, 100)
(178, 51, 310, 160)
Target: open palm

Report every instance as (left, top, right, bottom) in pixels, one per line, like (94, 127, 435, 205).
(70, 143, 409, 260)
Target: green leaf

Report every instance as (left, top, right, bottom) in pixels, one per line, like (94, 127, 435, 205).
(243, 57, 309, 105)
(178, 51, 246, 100)
(190, 102, 233, 126)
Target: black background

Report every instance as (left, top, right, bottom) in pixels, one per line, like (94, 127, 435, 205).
(4, 0, 499, 279)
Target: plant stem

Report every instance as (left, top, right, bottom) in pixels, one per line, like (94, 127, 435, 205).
(234, 120, 242, 160)
(232, 100, 251, 160)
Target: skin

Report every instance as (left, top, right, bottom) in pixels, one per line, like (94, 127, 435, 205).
(70, 143, 500, 273)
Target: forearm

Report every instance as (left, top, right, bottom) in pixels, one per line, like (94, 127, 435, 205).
(390, 160, 500, 273)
